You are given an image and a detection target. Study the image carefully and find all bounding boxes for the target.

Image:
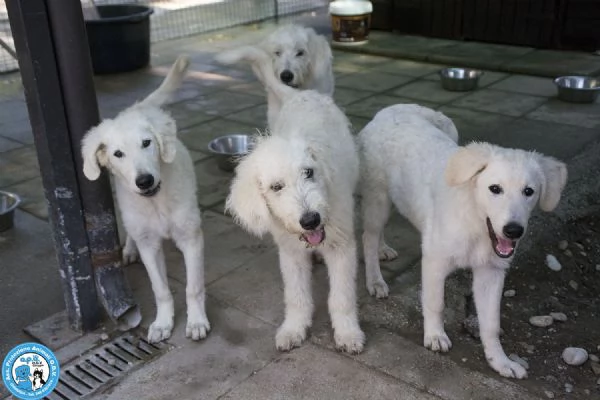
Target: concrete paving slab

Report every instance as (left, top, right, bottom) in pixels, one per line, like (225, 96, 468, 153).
(179, 117, 258, 153)
(176, 89, 264, 119)
(391, 80, 470, 104)
(96, 265, 279, 400)
(3, 176, 47, 219)
(228, 81, 267, 98)
(348, 115, 372, 134)
(222, 344, 440, 400)
(224, 102, 268, 128)
(433, 41, 534, 71)
(162, 210, 274, 286)
(423, 70, 510, 88)
(342, 94, 437, 120)
(167, 102, 218, 130)
(0, 210, 64, 360)
(0, 114, 33, 145)
(526, 98, 600, 129)
(0, 146, 40, 188)
(489, 75, 558, 97)
(334, 87, 376, 106)
(334, 52, 401, 68)
(504, 49, 600, 78)
(193, 157, 235, 208)
(336, 70, 415, 93)
(0, 136, 22, 153)
(452, 89, 548, 117)
(371, 59, 445, 77)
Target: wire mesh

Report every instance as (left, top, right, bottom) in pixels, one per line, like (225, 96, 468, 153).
(0, 0, 328, 73)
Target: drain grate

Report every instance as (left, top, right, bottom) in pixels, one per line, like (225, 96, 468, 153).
(46, 331, 170, 400)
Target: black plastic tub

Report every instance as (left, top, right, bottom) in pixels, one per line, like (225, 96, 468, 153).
(85, 5, 154, 74)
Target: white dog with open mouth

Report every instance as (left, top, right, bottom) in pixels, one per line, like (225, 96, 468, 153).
(225, 47, 364, 354)
(216, 24, 334, 128)
(81, 56, 210, 344)
(359, 104, 567, 378)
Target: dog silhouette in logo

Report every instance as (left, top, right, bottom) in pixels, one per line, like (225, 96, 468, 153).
(14, 364, 32, 391)
(32, 369, 46, 390)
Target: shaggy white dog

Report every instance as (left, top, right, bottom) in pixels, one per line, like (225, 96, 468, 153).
(81, 56, 210, 343)
(216, 24, 334, 128)
(226, 47, 364, 353)
(359, 104, 567, 378)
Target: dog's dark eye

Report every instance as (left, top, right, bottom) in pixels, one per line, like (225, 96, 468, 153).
(274, 51, 281, 57)
(304, 168, 314, 179)
(523, 187, 535, 197)
(142, 139, 151, 148)
(489, 184, 503, 194)
(296, 50, 305, 57)
(114, 150, 124, 158)
(271, 182, 284, 192)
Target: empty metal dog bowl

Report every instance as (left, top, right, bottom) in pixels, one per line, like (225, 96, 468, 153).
(0, 191, 21, 232)
(554, 76, 600, 104)
(208, 134, 254, 172)
(439, 67, 483, 92)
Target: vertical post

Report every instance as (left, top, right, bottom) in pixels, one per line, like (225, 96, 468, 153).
(6, 0, 101, 331)
(6, 0, 140, 331)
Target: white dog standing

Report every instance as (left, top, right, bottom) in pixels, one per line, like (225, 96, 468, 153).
(359, 104, 567, 378)
(81, 56, 210, 343)
(216, 24, 334, 128)
(225, 47, 364, 353)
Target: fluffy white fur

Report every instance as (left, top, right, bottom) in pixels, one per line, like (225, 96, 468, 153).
(216, 24, 334, 128)
(359, 104, 567, 378)
(81, 56, 210, 343)
(225, 47, 364, 353)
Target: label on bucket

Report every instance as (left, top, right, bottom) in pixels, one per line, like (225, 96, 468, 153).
(331, 14, 371, 43)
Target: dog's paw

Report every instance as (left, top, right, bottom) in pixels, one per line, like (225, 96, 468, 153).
(275, 325, 307, 352)
(367, 279, 389, 299)
(334, 327, 365, 354)
(378, 244, 399, 261)
(147, 320, 173, 343)
(489, 357, 528, 379)
(122, 243, 139, 265)
(186, 318, 211, 341)
(424, 331, 452, 352)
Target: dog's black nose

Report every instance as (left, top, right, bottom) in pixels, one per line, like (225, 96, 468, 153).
(135, 174, 155, 190)
(503, 222, 524, 239)
(280, 70, 294, 83)
(300, 211, 321, 230)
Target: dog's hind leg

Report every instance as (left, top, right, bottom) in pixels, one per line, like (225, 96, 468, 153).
(324, 242, 365, 354)
(136, 238, 174, 343)
(473, 267, 527, 379)
(361, 186, 393, 298)
(175, 228, 210, 341)
(276, 247, 313, 352)
(421, 254, 452, 352)
(122, 235, 139, 265)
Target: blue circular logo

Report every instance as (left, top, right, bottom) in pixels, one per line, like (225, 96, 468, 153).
(2, 343, 60, 400)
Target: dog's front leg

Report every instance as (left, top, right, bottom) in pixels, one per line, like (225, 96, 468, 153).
(324, 243, 365, 354)
(175, 229, 210, 341)
(421, 254, 452, 352)
(136, 238, 174, 343)
(276, 247, 313, 351)
(473, 266, 527, 379)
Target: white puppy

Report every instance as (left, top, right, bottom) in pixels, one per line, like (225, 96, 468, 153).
(359, 104, 567, 378)
(216, 24, 334, 128)
(81, 56, 210, 343)
(226, 47, 364, 353)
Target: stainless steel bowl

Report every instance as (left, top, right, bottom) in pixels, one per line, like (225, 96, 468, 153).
(439, 67, 483, 92)
(0, 191, 21, 232)
(207, 134, 254, 172)
(554, 76, 600, 104)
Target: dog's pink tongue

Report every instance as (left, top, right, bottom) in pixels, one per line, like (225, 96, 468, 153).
(305, 230, 324, 246)
(496, 237, 514, 256)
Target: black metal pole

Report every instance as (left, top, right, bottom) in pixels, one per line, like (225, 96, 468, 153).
(44, 0, 140, 329)
(5, 0, 101, 332)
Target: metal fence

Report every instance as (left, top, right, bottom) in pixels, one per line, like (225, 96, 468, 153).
(0, 0, 329, 73)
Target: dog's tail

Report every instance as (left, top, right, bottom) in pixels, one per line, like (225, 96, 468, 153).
(414, 106, 459, 143)
(216, 46, 295, 102)
(140, 55, 190, 108)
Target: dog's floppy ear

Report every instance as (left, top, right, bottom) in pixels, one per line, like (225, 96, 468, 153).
(306, 28, 334, 95)
(537, 155, 567, 212)
(81, 126, 107, 181)
(225, 154, 271, 237)
(147, 112, 177, 163)
(445, 143, 491, 186)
